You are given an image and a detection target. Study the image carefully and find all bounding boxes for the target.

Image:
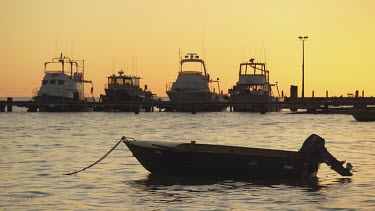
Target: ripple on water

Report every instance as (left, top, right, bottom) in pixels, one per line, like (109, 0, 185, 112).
(1, 111, 374, 210)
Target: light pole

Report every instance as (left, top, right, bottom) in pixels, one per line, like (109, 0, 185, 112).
(299, 36, 308, 98)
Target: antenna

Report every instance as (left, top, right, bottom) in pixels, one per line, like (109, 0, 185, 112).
(202, 39, 206, 61)
(111, 57, 115, 75)
(179, 48, 182, 72)
(65, 40, 68, 58)
(135, 57, 138, 76)
(126, 57, 129, 75)
(202, 26, 206, 61)
(132, 56, 135, 76)
(55, 40, 57, 57)
(122, 57, 125, 75)
(71, 40, 74, 59)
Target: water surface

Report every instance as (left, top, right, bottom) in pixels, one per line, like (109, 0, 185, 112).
(1, 108, 374, 210)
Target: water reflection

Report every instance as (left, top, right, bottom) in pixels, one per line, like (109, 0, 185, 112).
(133, 173, 332, 191)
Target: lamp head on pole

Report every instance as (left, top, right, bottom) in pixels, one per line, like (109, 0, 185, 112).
(299, 36, 308, 41)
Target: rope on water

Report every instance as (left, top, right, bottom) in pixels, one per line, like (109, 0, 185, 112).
(64, 136, 127, 175)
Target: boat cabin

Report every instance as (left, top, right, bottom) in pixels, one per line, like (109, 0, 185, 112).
(107, 70, 140, 89)
(235, 59, 272, 96)
(167, 53, 222, 94)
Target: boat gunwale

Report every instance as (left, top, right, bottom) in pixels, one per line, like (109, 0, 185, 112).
(125, 140, 305, 159)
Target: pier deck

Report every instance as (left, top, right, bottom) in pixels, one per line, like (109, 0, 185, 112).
(1, 97, 375, 113)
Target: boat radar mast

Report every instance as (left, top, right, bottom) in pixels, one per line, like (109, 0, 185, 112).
(118, 69, 124, 76)
(180, 53, 207, 76)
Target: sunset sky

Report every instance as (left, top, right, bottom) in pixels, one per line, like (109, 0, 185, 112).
(1, 0, 374, 98)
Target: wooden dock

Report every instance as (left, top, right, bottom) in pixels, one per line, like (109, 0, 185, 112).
(1, 97, 375, 113)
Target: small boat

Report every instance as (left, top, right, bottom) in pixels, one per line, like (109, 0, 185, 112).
(32, 53, 94, 111)
(229, 58, 283, 112)
(351, 109, 375, 122)
(100, 70, 156, 111)
(124, 134, 352, 181)
(166, 53, 228, 112)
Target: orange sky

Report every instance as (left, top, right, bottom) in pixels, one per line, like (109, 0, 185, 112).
(1, 0, 374, 98)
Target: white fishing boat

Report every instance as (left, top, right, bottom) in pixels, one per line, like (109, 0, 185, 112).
(229, 58, 283, 112)
(166, 53, 228, 112)
(32, 53, 94, 111)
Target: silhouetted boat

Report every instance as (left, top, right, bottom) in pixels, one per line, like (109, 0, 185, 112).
(32, 53, 94, 111)
(166, 53, 228, 112)
(229, 58, 283, 112)
(351, 109, 375, 122)
(100, 70, 156, 111)
(124, 134, 352, 181)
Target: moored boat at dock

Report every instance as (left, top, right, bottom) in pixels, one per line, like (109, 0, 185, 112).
(165, 53, 228, 112)
(31, 53, 94, 112)
(229, 58, 283, 112)
(124, 134, 353, 181)
(99, 70, 156, 111)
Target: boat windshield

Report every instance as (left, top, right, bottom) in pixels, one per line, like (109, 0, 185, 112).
(237, 84, 269, 95)
(181, 62, 205, 74)
(108, 77, 139, 86)
(240, 64, 267, 75)
(132, 78, 139, 87)
(109, 77, 127, 85)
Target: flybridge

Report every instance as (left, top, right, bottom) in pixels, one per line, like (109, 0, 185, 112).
(180, 53, 208, 76)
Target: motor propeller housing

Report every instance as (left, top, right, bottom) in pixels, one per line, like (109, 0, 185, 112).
(300, 134, 353, 177)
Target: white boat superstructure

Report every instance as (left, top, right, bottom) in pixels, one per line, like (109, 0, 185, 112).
(166, 53, 228, 111)
(32, 53, 93, 111)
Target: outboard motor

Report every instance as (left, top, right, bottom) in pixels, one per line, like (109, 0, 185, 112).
(300, 134, 353, 176)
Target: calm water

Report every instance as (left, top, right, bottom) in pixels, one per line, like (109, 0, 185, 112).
(1, 107, 374, 210)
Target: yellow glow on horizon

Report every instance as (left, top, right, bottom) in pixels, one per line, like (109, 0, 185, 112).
(1, 0, 375, 98)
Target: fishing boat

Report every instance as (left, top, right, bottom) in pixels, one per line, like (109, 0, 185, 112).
(229, 58, 283, 112)
(100, 70, 156, 111)
(124, 134, 352, 181)
(351, 109, 375, 122)
(31, 53, 94, 111)
(166, 53, 228, 112)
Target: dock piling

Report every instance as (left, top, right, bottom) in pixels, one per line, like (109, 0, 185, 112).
(192, 105, 196, 114)
(7, 97, 13, 112)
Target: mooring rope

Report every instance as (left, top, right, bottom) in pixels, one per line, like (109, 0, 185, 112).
(64, 136, 127, 175)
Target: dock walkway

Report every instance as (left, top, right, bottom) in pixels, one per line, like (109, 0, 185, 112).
(1, 97, 375, 113)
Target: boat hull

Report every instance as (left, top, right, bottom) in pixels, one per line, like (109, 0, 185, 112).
(231, 94, 282, 112)
(125, 141, 318, 180)
(104, 88, 154, 111)
(32, 95, 85, 112)
(105, 88, 140, 102)
(352, 110, 375, 122)
(166, 90, 228, 112)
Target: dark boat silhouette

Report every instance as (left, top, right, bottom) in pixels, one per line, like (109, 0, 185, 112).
(351, 109, 375, 122)
(100, 70, 155, 111)
(124, 134, 352, 181)
(229, 58, 283, 112)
